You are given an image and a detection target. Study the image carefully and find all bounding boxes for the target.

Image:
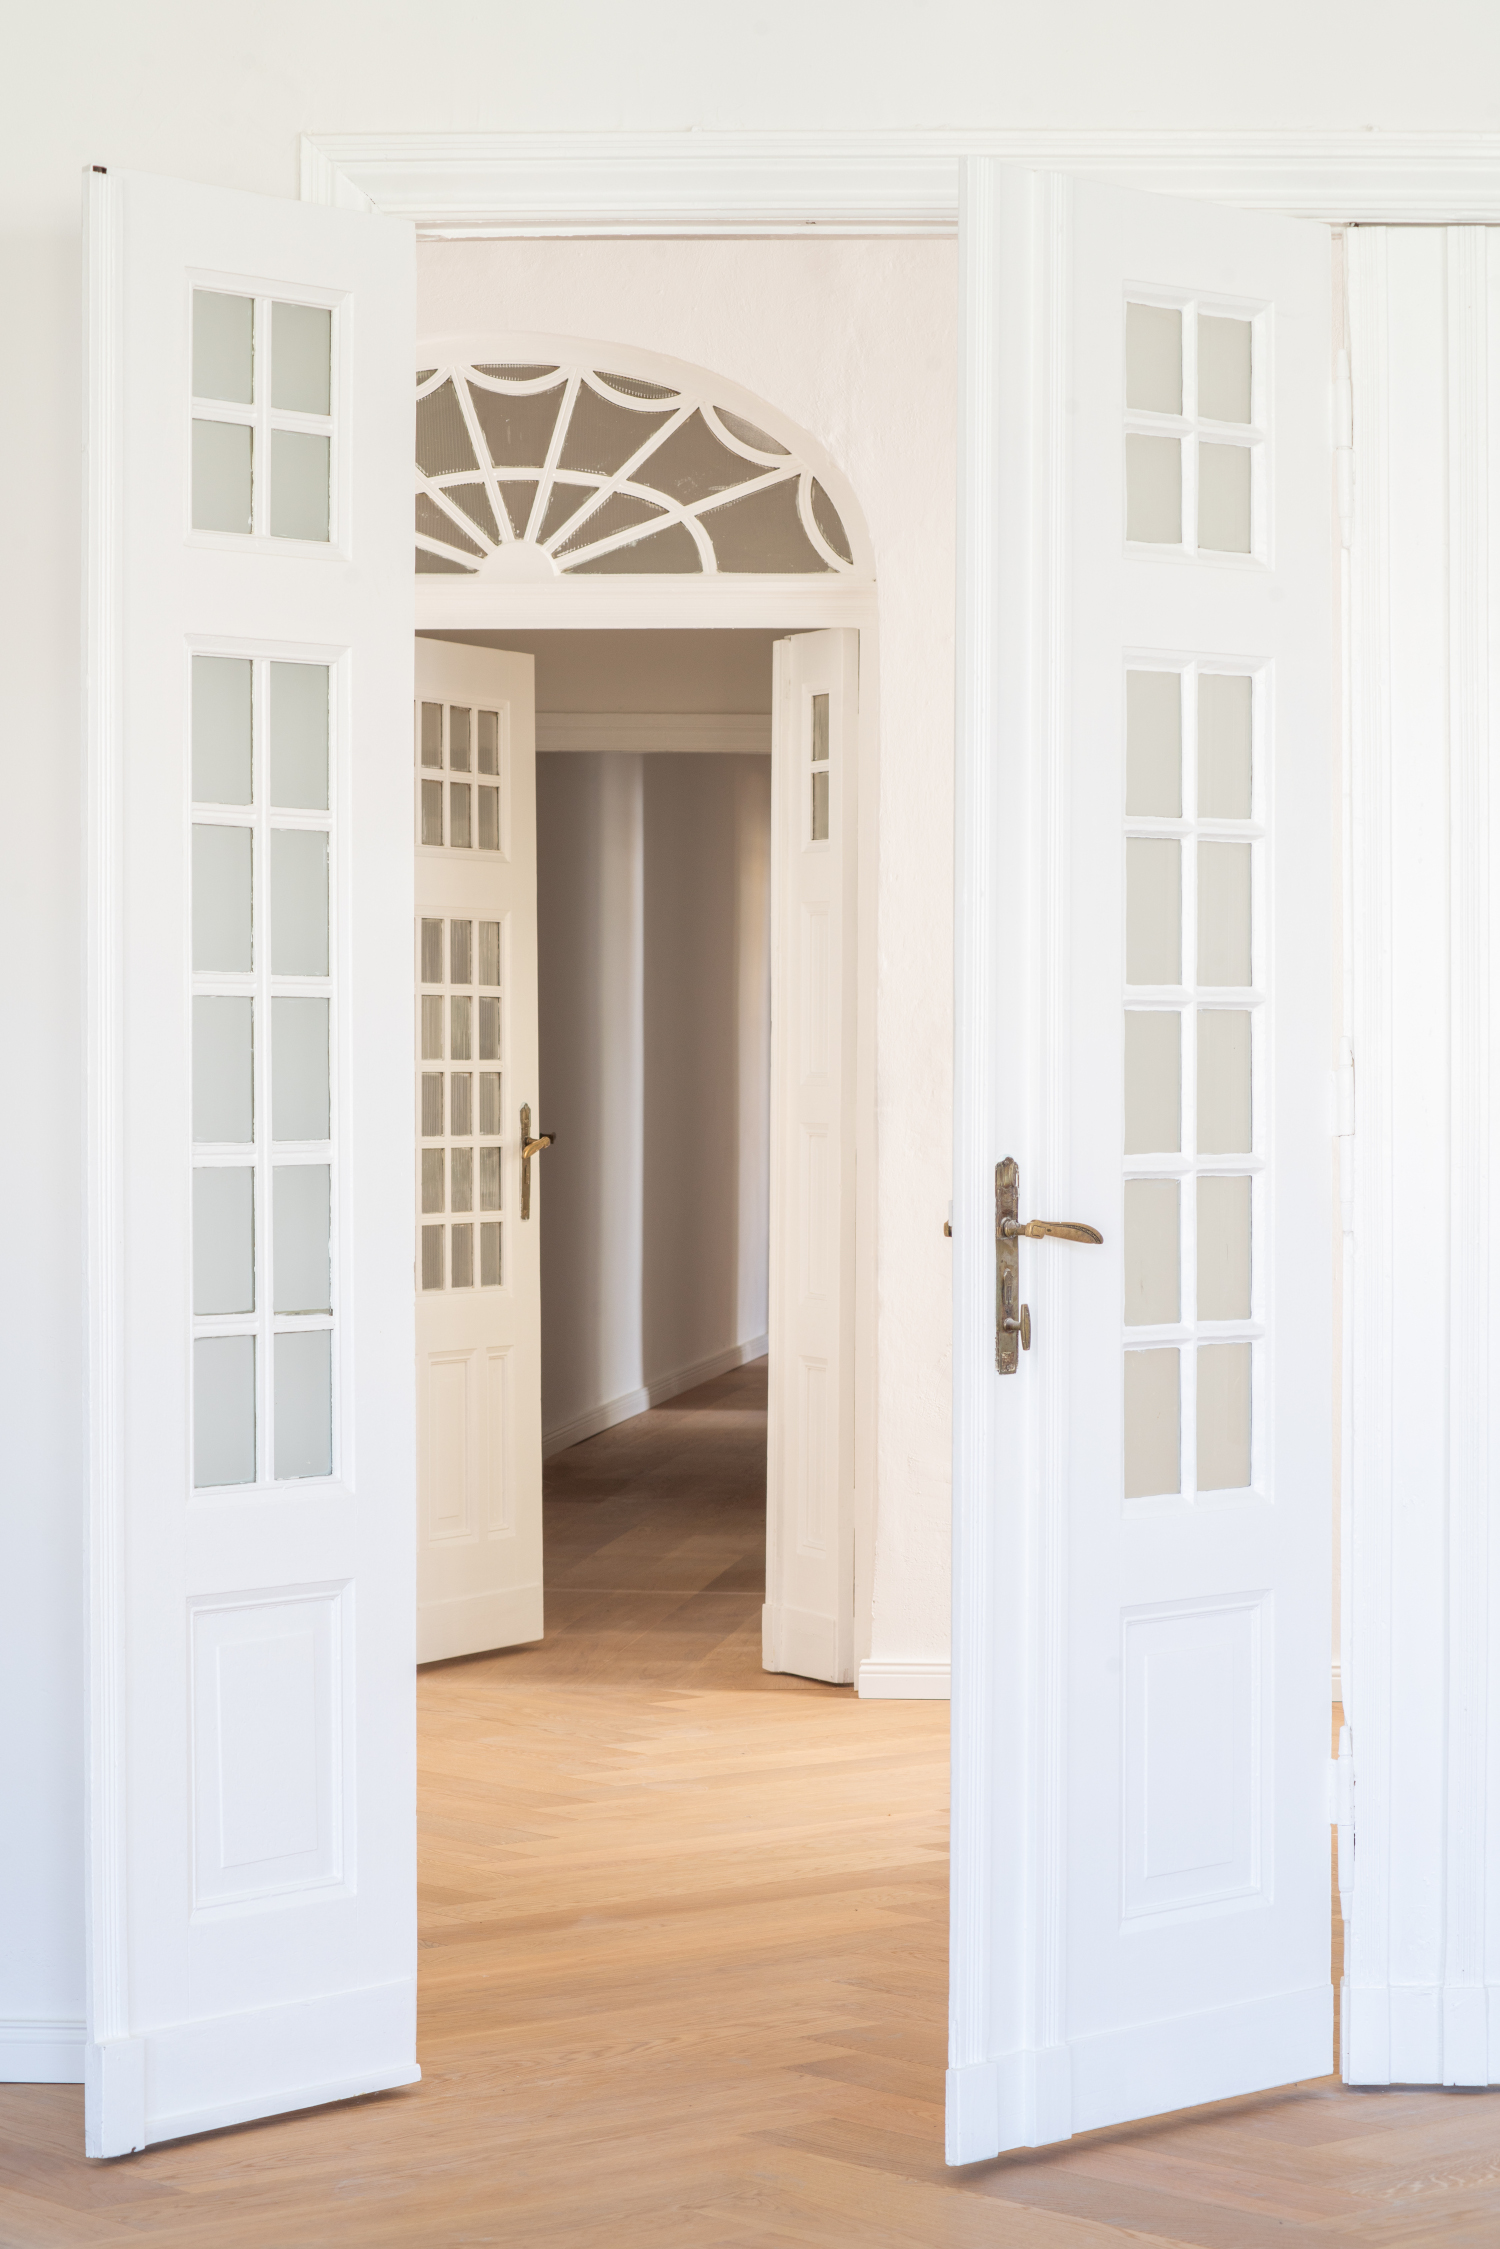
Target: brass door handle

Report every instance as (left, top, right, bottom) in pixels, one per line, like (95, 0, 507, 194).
(522, 1135, 555, 1160)
(1000, 1217, 1104, 1246)
(520, 1103, 555, 1221)
(995, 1157, 1103, 1373)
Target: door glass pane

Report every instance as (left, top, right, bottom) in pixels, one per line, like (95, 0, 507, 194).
(271, 829, 329, 976)
(270, 429, 330, 542)
(1126, 838, 1180, 985)
(421, 995, 444, 1060)
(480, 1222, 502, 1287)
(192, 420, 252, 534)
(478, 786, 500, 852)
(811, 770, 829, 842)
(451, 1223, 474, 1289)
(1126, 433, 1181, 544)
(479, 923, 501, 985)
(1126, 670, 1181, 817)
(1198, 1342, 1252, 1490)
(194, 996, 254, 1143)
(1197, 1010, 1252, 1154)
(271, 301, 331, 415)
(477, 710, 500, 775)
(811, 693, 830, 763)
(420, 703, 443, 768)
(421, 1073, 444, 1137)
(193, 825, 252, 971)
(1124, 1011, 1181, 1154)
(422, 1224, 445, 1290)
(449, 920, 473, 984)
(271, 996, 330, 1140)
(1126, 303, 1181, 414)
(451, 1072, 472, 1136)
(1199, 442, 1251, 554)
(450, 708, 472, 772)
(270, 662, 329, 810)
(1198, 674, 1252, 819)
(480, 1145, 502, 1211)
(450, 996, 472, 1060)
(1198, 315, 1252, 423)
(422, 1149, 445, 1213)
(273, 1164, 332, 1314)
(274, 1329, 332, 1479)
(194, 1334, 256, 1488)
(1124, 1347, 1180, 1498)
(421, 919, 444, 984)
(1199, 841, 1252, 985)
(193, 290, 253, 404)
(1124, 1178, 1180, 1326)
(421, 779, 444, 846)
(479, 1072, 502, 1135)
(192, 656, 252, 805)
(478, 997, 501, 1061)
(451, 1147, 473, 1213)
(450, 782, 472, 850)
(1198, 1175, 1251, 1320)
(193, 1167, 255, 1315)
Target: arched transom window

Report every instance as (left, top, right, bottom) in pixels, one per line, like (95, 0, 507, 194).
(414, 343, 865, 582)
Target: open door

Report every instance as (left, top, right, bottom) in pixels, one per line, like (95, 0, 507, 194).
(413, 639, 544, 1662)
(764, 628, 860, 1684)
(949, 168, 1333, 2157)
(84, 170, 415, 2153)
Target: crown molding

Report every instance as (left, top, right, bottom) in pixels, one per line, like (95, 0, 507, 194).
(303, 130, 1500, 236)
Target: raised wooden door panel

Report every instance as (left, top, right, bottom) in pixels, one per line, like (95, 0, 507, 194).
(764, 629, 859, 1684)
(413, 640, 542, 1663)
(949, 168, 1333, 2160)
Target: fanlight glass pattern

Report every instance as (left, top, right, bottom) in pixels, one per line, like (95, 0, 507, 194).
(414, 360, 858, 580)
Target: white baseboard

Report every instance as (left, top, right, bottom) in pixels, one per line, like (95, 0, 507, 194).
(542, 1333, 768, 1459)
(1, 2019, 85, 2084)
(858, 1659, 951, 1700)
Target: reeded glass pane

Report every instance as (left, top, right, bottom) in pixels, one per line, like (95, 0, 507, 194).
(193, 420, 253, 534)
(451, 1146, 473, 1213)
(451, 995, 472, 1061)
(451, 1222, 474, 1288)
(271, 829, 329, 976)
(1198, 315, 1252, 423)
(1198, 1174, 1251, 1321)
(811, 770, 829, 842)
(420, 703, 443, 768)
(194, 1334, 256, 1488)
(1124, 1177, 1180, 1327)
(477, 710, 500, 775)
(1126, 838, 1180, 986)
(193, 1167, 254, 1315)
(272, 995, 329, 1141)
(1126, 302, 1182, 414)
(479, 922, 501, 987)
(478, 996, 501, 1062)
(274, 1329, 332, 1480)
(1198, 674, 1252, 819)
(1124, 1348, 1180, 1499)
(193, 290, 253, 405)
(449, 919, 472, 984)
(1125, 670, 1181, 817)
(1198, 1010, 1252, 1154)
(270, 429, 330, 542)
(450, 708, 472, 772)
(274, 1164, 331, 1314)
(421, 918, 444, 985)
(479, 1072, 502, 1135)
(422, 1224, 445, 1290)
(480, 1221, 502, 1287)
(1199, 442, 1251, 554)
(194, 996, 254, 1143)
(811, 693, 830, 763)
(451, 1072, 472, 1136)
(421, 778, 443, 846)
(193, 824, 252, 971)
(421, 995, 444, 1060)
(1199, 1342, 1252, 1490)
(270, 663, 329, 810)
(450, 782, 472, 850)
(1124, 1011, 1181, 1154)
(1126, 433, 1181, 544)
(193, 656, 252, 805)
(421, 1072, 444, 1137)
(478, 786, 500, 852)
(272, 301, 331, 416)
(422, 1148, 445, 1213)
(480, 1144, 502, 1211)
(1199, 841, 1252, 986)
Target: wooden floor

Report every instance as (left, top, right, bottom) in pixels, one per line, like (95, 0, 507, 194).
(5, 1357, 1500, 2243)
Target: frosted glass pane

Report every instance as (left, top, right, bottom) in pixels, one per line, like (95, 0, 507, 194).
(194, 996, 253, 1142)
(1124, 1348, 1180, 1499)
(1198, 1175, 1251, 1320)
(450, 920, 472, 985)
(451, 996, 472, 1061)
(271, 829, 328, 976)
(1199, 316, 1252, 423)
(1126, 303, 1181, 414)
(480, 1222, 502, 1287)
(193, 290, 253, 404)
(1199, 842, 1252, 986)
(450, 783, 472, 850)
(1198, 674, 1252, 819)
(812, 693, 830, 764)
(478, 996, 501, 1062)
(270, 430, 330, 542)
(272, 996, 329, 1141)
(422, 1225, 445, 1290)
(1199, 442, 1251, 554)
(194, 1167, 254, 1315)
(1125, 1012, 1181, 1154)
(421, 779, 443, 846)
(451, 1072, 472, 1136)
(422, 1148, 445, 1213)
(451, 1222, 474, 1289)
(421, 995, 444, 1060)
(270, 663, 329, 810)
(274, 1164, 331, 1314)
(811, 770, 829, 842)
(193, 825, 252, 971)
(1124, 1178, 1179, 1326)
(421, 703, 443, 768)
(1126, 838, 1181, 986)
(1126, 671, 1181, 817)
(193, 420, 252, 534)
(479, 1072, 501, 1135)
(193, 656, 252, 804)
(478, 786, 500, 852)
(421, 1073, 444, 1137)
(480, 1145, 501, 1211)
(1126, 434, 1181, 544)
(1198, 1010, 1252, 1153)
(479, 923, 501, 986)
(451, 1146, 473, 1213)
(274, 1329, 331, 1480)
(194, 1334, 256, 1488)
(477, 710, 500, 775)
(421, 918, 443, 985)
(272, 302, 331, 415)
(1199, 1343, 1251, 1490)
(450, 708, 472, 772)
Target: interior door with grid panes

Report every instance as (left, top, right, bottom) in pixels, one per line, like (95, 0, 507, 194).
(947, 171, 1332, 2162)
(414, 640, 543, 1663)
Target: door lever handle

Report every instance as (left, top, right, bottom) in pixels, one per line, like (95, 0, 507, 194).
(995, 1158, 1103, 1373)
(1000, 1217, 1104, 1246)
(520, 1103, 555, 1221)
